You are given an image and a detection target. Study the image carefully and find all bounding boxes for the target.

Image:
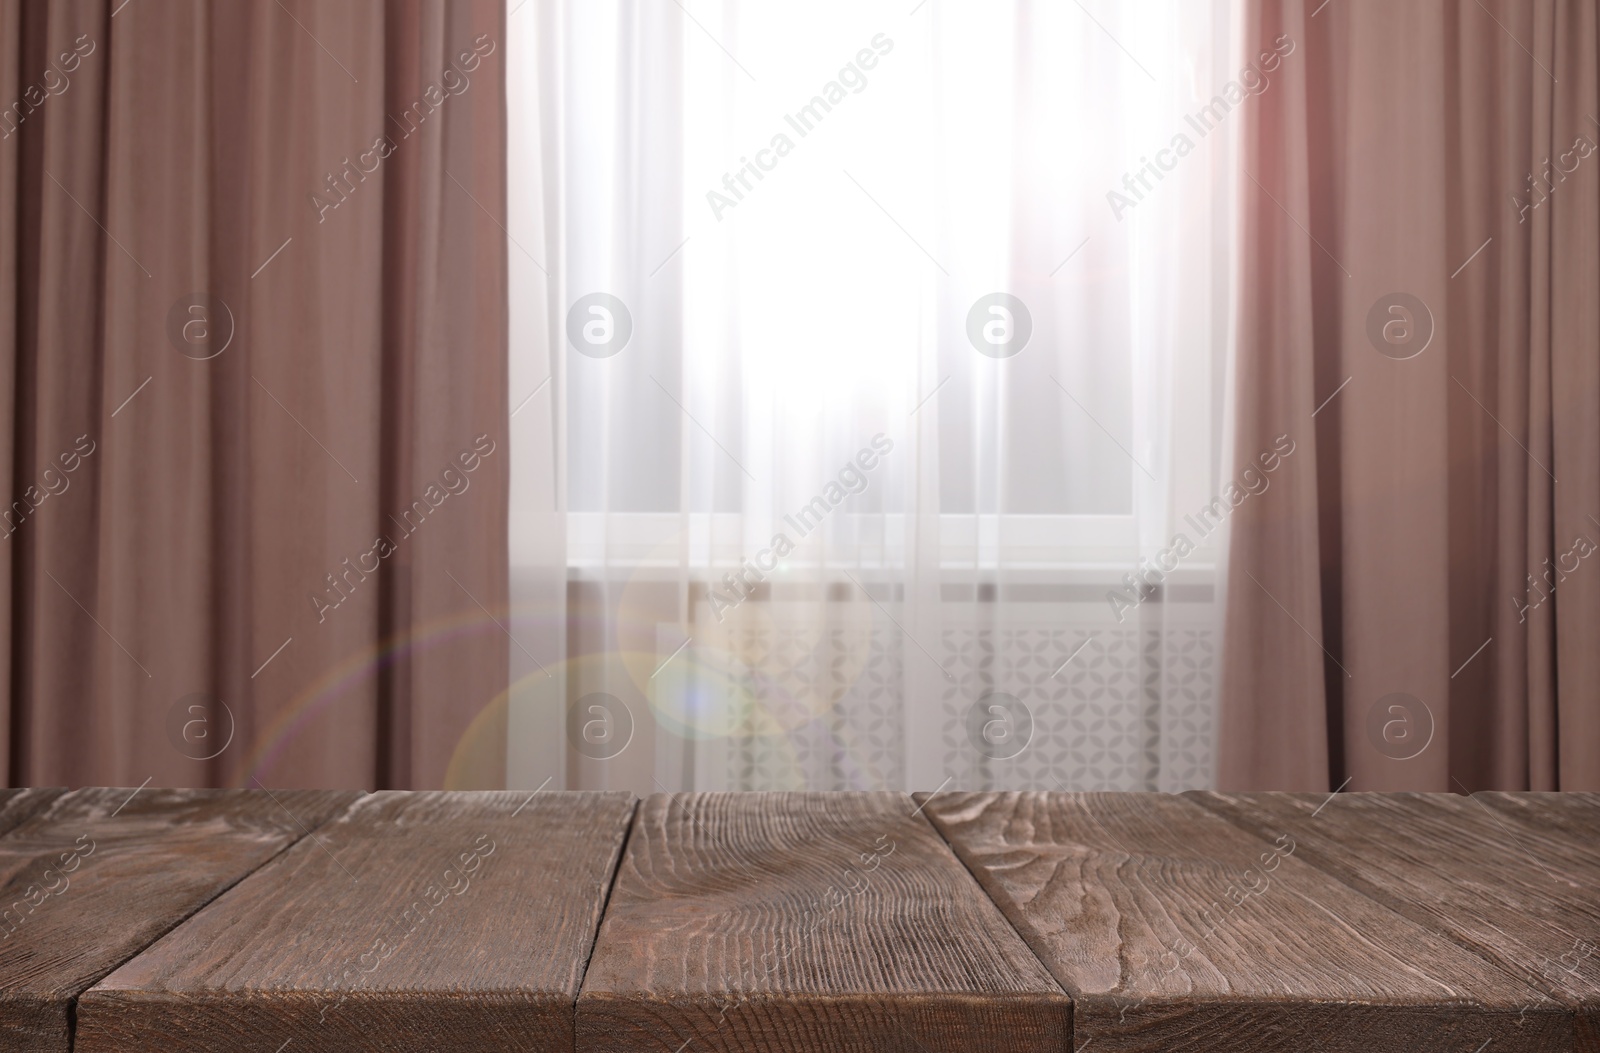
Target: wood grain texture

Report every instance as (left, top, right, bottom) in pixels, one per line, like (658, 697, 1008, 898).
(1473, 791, 1600, 849)
(1191, 790, 1600, 1052)
(77, 790, 636, 1053)
(577, 791, 1068, 1053)
(0, 789, 64, 839)
(922, 791, 1565, 1053)
(0, 786, 355, 1053)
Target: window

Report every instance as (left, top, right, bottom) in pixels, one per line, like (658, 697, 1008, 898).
(508, 0, 1239, 792)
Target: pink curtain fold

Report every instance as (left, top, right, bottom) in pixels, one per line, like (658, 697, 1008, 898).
(0, 0, 508, 789)
(1220, 0, 1600, 791)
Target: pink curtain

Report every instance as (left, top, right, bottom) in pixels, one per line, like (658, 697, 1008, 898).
(0, 0, 508, 789)
(1220, 0, 1600, 791)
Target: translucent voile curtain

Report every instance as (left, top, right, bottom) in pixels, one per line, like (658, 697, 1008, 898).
(507, 0, 1241, 794)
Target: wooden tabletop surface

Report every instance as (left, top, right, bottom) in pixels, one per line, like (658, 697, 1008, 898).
(0, 788, 1593, 1053)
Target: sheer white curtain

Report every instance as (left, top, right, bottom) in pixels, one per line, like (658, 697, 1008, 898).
(507, 0, 1239, 793)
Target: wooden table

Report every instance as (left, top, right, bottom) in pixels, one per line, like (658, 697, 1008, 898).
(0, 788, 1594, 1053)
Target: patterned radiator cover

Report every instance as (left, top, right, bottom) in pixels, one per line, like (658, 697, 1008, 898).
(681, 597, 1216, 793)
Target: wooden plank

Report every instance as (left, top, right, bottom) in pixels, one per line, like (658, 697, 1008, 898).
(1190, 790, 1600, 1051)
(577, 791, 1068, 1053)
(1473, 791, 1600, 849)
(77, 790, 636, 1053)
(922, 790, 1565, 1053)
(0, 786, 355, 1053)
(0, 789, 64, 840)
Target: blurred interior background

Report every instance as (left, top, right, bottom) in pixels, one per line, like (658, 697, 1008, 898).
(1, 0, 1595, 794)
